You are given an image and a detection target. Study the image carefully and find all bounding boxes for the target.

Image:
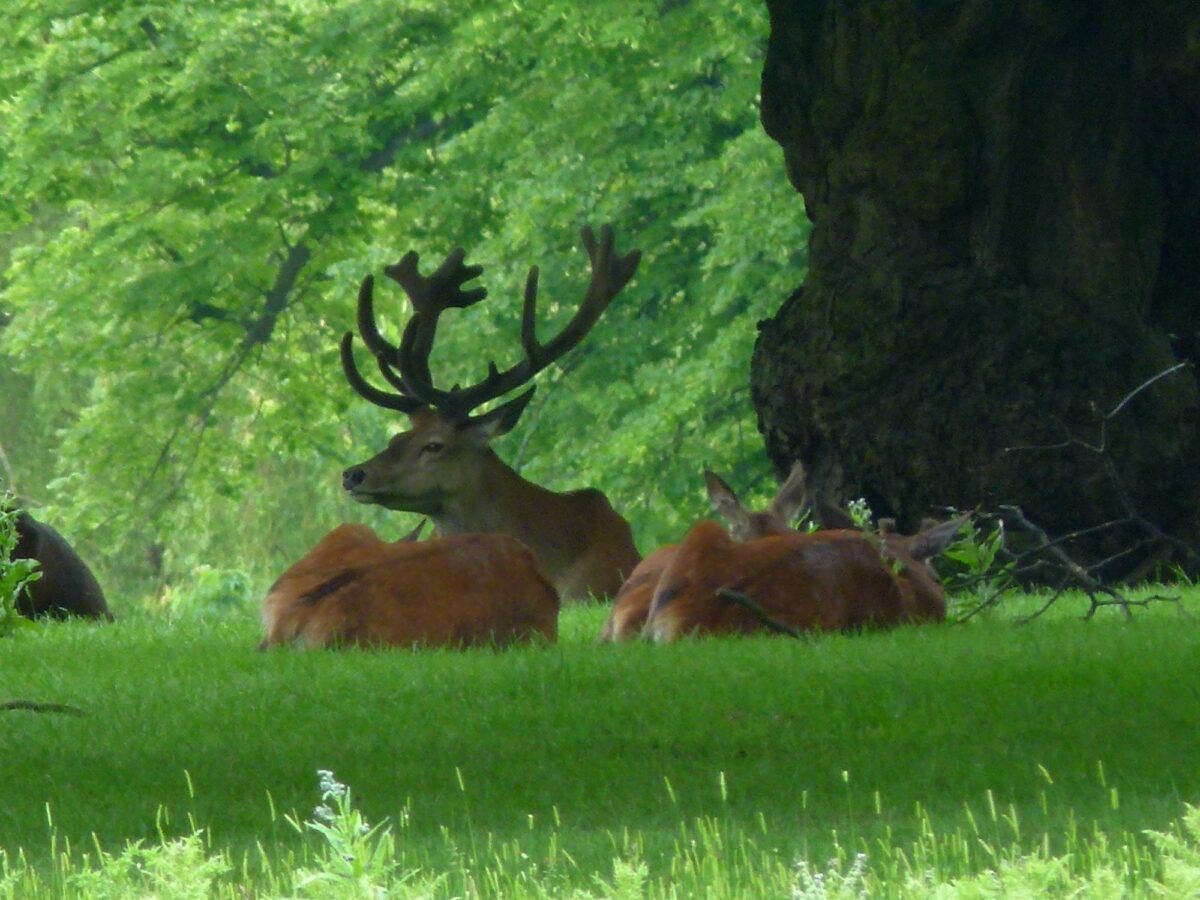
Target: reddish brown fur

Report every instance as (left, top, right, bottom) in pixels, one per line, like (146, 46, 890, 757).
(345, 410, 640, 602)
(879, 531, 954, 622)
(599, 464, 808, 642)
(260, 524, 559, 649)
(642, 520, 953, 642)
(598, 544, 677, 642)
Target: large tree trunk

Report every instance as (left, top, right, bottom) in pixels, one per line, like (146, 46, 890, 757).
(752, 1, 1200, 575)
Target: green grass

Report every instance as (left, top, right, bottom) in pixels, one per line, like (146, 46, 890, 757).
(0, 593, 1198, 895)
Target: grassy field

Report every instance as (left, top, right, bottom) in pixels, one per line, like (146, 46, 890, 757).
(1, 591, 1199, 896)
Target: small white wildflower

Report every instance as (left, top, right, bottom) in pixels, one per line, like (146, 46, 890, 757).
(848, 852, 868, 877)
(318, 769, 348, 800)
(792, 859, 828, 900)
(312, 803, 335, 825)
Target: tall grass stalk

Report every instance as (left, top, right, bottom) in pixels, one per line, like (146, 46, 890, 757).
(3, 775, 1200, 896)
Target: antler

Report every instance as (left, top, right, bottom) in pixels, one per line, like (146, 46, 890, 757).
(340, 224, 641, 421)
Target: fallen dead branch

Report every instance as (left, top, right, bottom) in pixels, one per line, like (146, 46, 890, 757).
(950, 364, 1197, 622)
(1, 699, 85, 716)
(716, 588, 804, 638)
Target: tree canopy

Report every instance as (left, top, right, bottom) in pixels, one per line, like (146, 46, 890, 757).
(0, 1, 810, 592)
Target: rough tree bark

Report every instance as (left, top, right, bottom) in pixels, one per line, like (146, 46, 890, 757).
(752, 1, 1200, 575)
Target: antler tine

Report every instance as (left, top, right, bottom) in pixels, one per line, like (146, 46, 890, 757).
(339, 274, 423, 412)
(389, 248, 487, 407)
(341, 226, 639, 421)
(439, 224, 642, 416)
(385, 248, 486, 316)
(339, 332, 423, 412)
(519, 266, 540, 360)
(540, 224, 641, 360)
(375, 353, 410, 393)
(354, 274, 400, 362)
(342, 258, 484, 414)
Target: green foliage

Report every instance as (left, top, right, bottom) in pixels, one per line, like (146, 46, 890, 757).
(286, 769, 428, 897)
(0, 496, 39, 636)
(160, 564, 252, 619)
(941, 519, 1015, 603)
(60, 831, 230, 900)
(1147, 803, 1200, 896)
(843, 498, 875, 531)
(8, 746, 1200, 895)
(0, 1, 810, 596)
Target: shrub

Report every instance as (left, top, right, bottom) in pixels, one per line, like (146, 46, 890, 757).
(160, 565, 253, 619)
(0, 495, 39, 637)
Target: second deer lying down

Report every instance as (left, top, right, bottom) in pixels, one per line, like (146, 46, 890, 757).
(599, 465, 808, 641)
(601, 462, 964, 642)
(260, 524, 558, 649)
(642, 500, 965, 643)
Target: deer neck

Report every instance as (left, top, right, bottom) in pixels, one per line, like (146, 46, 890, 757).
(431, 450, 557, 542)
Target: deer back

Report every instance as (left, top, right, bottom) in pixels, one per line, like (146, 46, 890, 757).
(598, 544, 678, 642)
(260, 524, 559, 649)
(642, 521, 940, 642)
(601, 463, 809, 642)
(14, 513, 112, 620)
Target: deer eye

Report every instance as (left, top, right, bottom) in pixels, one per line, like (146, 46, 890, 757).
(420, 441, 445, 456)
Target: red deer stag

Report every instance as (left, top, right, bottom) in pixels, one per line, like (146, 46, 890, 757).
(339, 225, 641, 602)
(642, 491, 965, 643)
(12, 511, 112, 621)
(599, 464, 808, 641)
(260, 523, 558, 649)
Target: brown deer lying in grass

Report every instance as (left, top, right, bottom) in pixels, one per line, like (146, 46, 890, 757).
(339, 225, 642, 601)
(642, 494, 966, 642)
(599, 464, 808, 641)
(259, 523, 558, 649)
(12, 512, 112, 621)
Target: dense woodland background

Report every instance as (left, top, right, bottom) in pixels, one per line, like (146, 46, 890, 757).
(0, 2, 809, 601)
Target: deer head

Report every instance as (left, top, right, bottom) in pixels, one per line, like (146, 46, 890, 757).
(703, 462, 809, 541)
(339, 225, 641, 518)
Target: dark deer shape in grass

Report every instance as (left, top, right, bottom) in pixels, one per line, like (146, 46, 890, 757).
(13, 512, 112, 621)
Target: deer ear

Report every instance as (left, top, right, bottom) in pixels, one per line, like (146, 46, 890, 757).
(705, 470, 751, 536)
(905, 513, 971, 560)
(768, 462, 808, 526)
(398, 519, 427, 543)
(459, 387, 536, 444)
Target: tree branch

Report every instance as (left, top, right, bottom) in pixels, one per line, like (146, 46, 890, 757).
(717, 588, 803, 638)
(948, 365, 1200, 621)
(1, 699, 85, 716)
